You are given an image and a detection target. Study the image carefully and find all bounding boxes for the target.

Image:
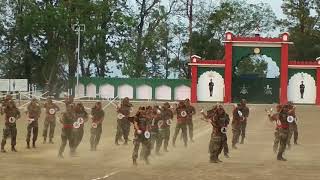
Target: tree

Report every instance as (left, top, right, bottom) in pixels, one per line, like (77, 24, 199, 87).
(279, 0, 320, 60)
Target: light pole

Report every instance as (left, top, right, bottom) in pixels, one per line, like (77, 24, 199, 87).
(72, 24, 85, 97)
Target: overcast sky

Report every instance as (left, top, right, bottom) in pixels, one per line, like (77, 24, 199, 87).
(245, 0, 284, 17)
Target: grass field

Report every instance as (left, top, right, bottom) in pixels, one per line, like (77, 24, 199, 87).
(0, 102, 319, 180)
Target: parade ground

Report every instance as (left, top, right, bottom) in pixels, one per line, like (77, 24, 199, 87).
(0, 102, 319, 180)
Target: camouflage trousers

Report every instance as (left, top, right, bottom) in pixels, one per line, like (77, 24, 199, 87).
(27, 121, 38, 144)
(222, 134, 229, 155)
(73, 127, 84, 149)
(277, 128, 289, 158)
(132, 135, 151, 161)
(156, 127, 170, 152)
(186, 120, 194, 141)
(172, 123, 187, 147)
(115, 119, 130, 144)
(287, 123, 298, 148)
(239, 122, 247, 142)
(209, 133, 223, 161)
(232, 126, 241, 146)
(90, 124, 102, 149)
(1, 126, 17, 148)
(43, 119, 56, 140)
(58, 128, 75, 155)
(273, 129, 280, 153)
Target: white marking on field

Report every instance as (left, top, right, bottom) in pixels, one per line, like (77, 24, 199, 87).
(91, 171, 120, 180)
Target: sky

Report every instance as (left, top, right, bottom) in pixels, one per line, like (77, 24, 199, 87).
(245, 0, 284, 18)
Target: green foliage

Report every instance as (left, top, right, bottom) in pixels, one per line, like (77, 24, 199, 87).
(235, 55, 268, 77)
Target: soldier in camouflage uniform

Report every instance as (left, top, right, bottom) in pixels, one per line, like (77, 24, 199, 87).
(231, 99, 249, 149)
(286, 102, 299, 149)
(149, 105, 161, 155)
(156, 102, 173, 153)
(132, 107, 151, 166)
(273, 104, 290, 161)
(202, 105, 227, 163)
(185, 99, 196, 143)
(0, 95, 13, 114)
(238, 99, 249, 144)
(172, 101, 188, 148)
(115, 97, 132, 145)
(58, 104, 76, 158)
(267, 104, 282, 153)
(90, 102, 105, 151)
(43, 97, 60, 144)
(26, 98, 41, 148)
(1, 100, 20, 152)
(73, 103, 88, 150)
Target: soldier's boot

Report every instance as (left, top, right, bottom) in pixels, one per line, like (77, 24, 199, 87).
(32, 141, 36, 148)
(133, 159, 138, 166)
(115, 139, 120, 146)
(210, 155, 218, 163)
(240, 137, 244, 144)
(58, 152, 64, 158)
(43, 137, 46, 144)
(294, 140, 298, 145)
(123, 139, 128, 145)
(49, 138, 54, 144)
(26, 141, 30, 149)
(232, 144, 237, 149)
(224, 153, 230, 158)
(11, 145, 17, 152)
(1, 142, 6, 153)
(277, 152, 287, 161)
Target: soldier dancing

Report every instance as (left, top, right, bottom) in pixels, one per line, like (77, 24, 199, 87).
(172, 101, 188, 148)
(1, 100, 21, 152)
(73, 103, 88, 150)
(149, 105, 161, 155)
(115, 97, 132, 145)
(90, 102, 105, 151)
(267, 104, 290, 161)
(231, 99, 249, 149)
(266, 104, 282, 153)
(132, 107, 152, 166)
(185, 99, 196, 143)
(43, 97, 60, 144)
(26, 98, 41, 148)
(58, 104, 76, 158)
(286, 102, 299, 149)
(156, 102, 173, 153)
(201, 104, 229, 163)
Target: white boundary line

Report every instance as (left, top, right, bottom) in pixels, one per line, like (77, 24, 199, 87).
(91, 171, 120, 180)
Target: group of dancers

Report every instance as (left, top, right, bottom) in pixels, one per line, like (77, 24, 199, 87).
(0, 94, 299, 164)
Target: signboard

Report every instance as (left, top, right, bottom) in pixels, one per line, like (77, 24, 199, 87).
(0, 79, 9, 91)
(10, 79, 28, 91)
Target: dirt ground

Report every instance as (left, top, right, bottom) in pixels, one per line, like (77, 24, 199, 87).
(0, 101, 319, 180)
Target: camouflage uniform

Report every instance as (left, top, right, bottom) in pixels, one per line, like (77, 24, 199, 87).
(286, 103, 298, 149)
(185, 99, 196, 142)
(148, 106, 161, 154)
(268, 105, 282, 153)
(58, 105, 76, 157)
(156, 103, 173, 153)
(239, 103, 249, 144)
(275, 106, 290, 161)
(43, 100, 60, 143)
(208, 106, 227, 163)
(231, 106, 241, 149)
(172, 102, 188, 147)
(132, 107, 151, 166)
(221, 112, 230, 157)
(90, 103, 105, 151)
(26, 100, 41, 148)
(73, 103, 88, 149)
(1, 101, 20, 152)
(115, 98, 132, 145)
